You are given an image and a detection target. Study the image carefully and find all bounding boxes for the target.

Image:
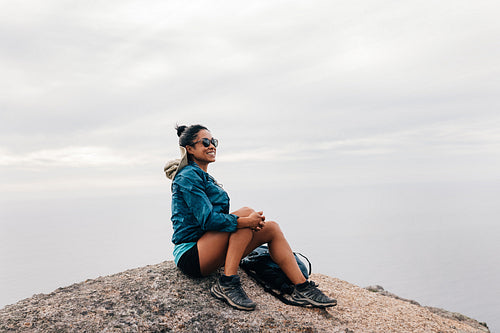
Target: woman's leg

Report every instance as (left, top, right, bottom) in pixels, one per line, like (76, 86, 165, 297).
(230, 208, 304, 282)
(196, 231, 230, 276)
(201, 229, 257, 311)
(197, 221, 306, 284)
(197, 228, 254, 276)
(200, 222, 336, 309)
(230, 206, 255, 217)
(242, 221, 306, 285)
(197, 206, 256, 276)
(241, 222, 337, 307)
(223, 228, 253, 276)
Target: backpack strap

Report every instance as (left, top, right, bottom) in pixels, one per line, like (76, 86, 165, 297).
(294, 252, 312, 276)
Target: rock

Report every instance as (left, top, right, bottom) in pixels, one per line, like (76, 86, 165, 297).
(364, 285, 490, 332)
(0, 261, 489, 332)
(365, 285, 421, 305)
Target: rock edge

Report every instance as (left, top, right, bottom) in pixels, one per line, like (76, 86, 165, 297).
(0, 261, 490, 332)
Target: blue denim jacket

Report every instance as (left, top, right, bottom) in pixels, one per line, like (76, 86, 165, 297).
(171, 161, 238, 245)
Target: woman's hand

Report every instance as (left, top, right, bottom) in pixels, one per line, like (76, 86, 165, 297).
(236, 210, 265, 230)
(248, 211, 266, 231)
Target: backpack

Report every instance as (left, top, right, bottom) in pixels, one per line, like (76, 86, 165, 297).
(239, 245, 312, 305)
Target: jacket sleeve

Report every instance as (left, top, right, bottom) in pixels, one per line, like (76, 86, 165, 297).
(175, 171, 238, 232)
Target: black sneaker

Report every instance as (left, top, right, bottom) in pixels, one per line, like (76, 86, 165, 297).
(210, 275, 256, 311)
(291, 281, 337, 308)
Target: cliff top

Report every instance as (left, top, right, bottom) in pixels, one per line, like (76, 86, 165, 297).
(0, 261, 489, 332)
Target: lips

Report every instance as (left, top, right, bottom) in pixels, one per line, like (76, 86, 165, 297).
(207, 151, 216, 157)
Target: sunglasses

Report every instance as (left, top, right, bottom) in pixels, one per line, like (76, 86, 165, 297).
(192, 137, 219, 148)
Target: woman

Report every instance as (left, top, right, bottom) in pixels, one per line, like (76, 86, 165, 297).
(164, 124, 336, 311)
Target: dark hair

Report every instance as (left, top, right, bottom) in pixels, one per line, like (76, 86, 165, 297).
(176, 124, 208, 147)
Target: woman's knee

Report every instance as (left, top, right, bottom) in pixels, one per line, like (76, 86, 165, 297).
(263, 221, 283, 237)
(231, 206, 255, 217)
(241, 206, 254, 214)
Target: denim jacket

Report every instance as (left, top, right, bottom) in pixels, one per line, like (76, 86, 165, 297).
(171, 161, 238, 245)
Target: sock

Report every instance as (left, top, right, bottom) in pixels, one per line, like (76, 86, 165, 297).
(220, 274, 239, 284)
(296, 281, 310, 291)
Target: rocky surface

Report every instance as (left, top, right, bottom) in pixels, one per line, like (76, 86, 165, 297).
(0, 261, 490, 332)
(364, 285, 489, 332)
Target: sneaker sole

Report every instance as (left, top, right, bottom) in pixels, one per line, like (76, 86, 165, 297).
(210, 284, 256, 311)
(291, 296, 337, 308)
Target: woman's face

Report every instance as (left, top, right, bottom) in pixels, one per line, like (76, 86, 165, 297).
(186, 129, 217, 167)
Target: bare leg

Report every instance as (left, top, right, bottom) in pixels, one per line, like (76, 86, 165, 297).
(200, 222, 336, 309)
(197, 221, 305, 284)
(242, 221, 306, 285)
(197, 228, 255, 276)
(230, 206, 255, 217)
(197, 206, 255, 275)
(224, 228, 253, 276)
(197, 231, 230, 276)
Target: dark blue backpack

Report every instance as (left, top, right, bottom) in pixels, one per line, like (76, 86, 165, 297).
(240, 245, 312, 305)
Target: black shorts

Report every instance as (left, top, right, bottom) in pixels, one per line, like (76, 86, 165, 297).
(177, 244, 203, 278)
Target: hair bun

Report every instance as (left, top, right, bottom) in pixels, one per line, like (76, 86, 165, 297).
(175, 125, 187, 137)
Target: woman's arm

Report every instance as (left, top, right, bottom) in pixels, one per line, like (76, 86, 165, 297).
(175, 172, 238, 233)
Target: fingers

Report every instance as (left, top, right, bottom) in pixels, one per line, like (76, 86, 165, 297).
(253, 220, 266, 232)
(248, 211, 266, 231)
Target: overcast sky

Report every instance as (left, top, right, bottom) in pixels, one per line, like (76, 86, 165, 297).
(1, 0, 499, 197)
(1, 2, 500, 326)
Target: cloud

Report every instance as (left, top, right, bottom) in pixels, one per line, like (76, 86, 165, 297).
(0, 0, 499, 192)
(0, 146, 141, 167)
(220, 115, 500, 164)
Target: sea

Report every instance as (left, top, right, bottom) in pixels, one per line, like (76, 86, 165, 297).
(1, 181, 499, 331)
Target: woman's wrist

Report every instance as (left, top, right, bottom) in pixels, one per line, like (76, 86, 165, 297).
(236, 216, 250, 228)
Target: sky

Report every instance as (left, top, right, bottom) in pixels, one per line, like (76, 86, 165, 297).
(1, 0, 500, 327)
(1, 0, 499, 197)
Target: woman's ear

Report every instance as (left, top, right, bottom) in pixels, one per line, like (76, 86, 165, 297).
(186, 145, 194, 154)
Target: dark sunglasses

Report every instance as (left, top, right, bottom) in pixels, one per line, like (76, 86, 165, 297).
(192, 137, 218, 148)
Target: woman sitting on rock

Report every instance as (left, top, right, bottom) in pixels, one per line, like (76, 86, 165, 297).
(164, 124, 336, 311)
